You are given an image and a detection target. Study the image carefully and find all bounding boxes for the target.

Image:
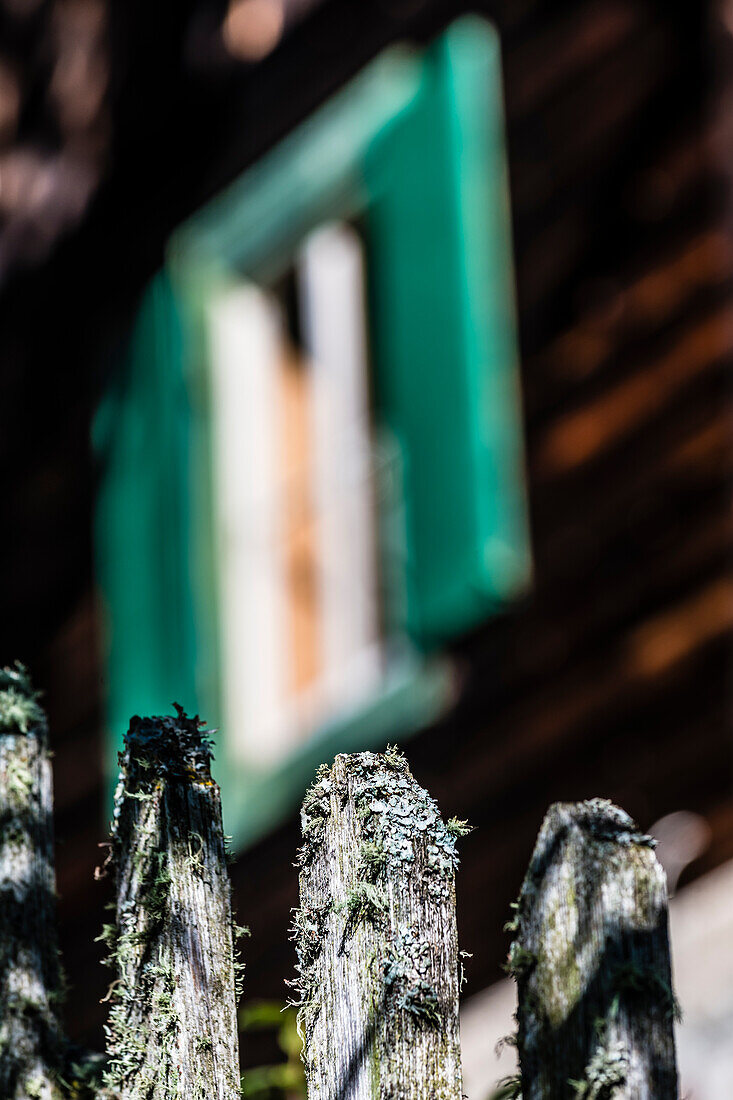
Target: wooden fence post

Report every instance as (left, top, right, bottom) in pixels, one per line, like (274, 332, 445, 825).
(510, 799, 679, 1100)
(0, 663, 66, 1100)
(101, 708, 241, 1100)
(292, 749, 467, 1100)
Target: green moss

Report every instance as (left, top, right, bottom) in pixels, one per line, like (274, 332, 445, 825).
(297, 769, 333, 860)
(185, 831, 205, 875)
(382, 924, 447, 1030)
(359, 840, 387, 878)
(287, 900, 332, 1051)
(339, 881, 387, 924)
(503, 899, 521, 934)
(94, 923, 118, 955)
(6, 756, 34, 803)
(445, 816, 474, 837)
(504, 941, 536, 981)
(233, 921, 251, 1002)
(399, 981, 441, 1027)
(569, 1037, 628, 1099)
(383, 743, 406, 769)
(0, 662, 44, 735)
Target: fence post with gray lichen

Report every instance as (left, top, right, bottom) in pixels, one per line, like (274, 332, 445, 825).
(509, 799, 679, 1100)
(292, 748, 469, 1100)
(0, 663, 66, 1100)
(101, 708, 241, 1100)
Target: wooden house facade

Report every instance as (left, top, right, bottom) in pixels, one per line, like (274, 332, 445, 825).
(0, 0, 730, 1076)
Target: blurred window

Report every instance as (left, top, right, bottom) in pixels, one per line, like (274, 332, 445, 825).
(206, 225, 384, 767)
(95, 16, 531, 845)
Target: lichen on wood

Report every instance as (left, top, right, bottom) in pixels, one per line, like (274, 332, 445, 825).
(292, 749, 465, 1100)
(511, 799, 679, 1100)
(101, 707, 241, 1100)
(0, 663, 66, 1100)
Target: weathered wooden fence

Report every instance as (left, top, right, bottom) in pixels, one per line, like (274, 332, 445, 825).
(506, 800, 679, 1100)
(0, 663, 680, 1099)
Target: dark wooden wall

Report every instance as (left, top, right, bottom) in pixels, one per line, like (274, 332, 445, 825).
(0, 0, 729, 1060)
(234, 0, 733, 1034)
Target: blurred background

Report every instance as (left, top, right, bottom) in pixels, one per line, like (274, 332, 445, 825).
(0, 0, 731, 1096)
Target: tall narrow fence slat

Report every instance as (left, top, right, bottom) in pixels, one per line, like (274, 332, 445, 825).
(102, 709, 241, 1100)
(293, 749, 465, 1100)
(511, 799, 679, 1100)
(0, 664, 66, 1100)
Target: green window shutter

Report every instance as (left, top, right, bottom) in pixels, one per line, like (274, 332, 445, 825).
(94, 272, 200, 756)
(365, 18, 531, 646)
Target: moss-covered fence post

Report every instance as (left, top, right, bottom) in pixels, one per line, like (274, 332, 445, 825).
(101, 709, 241, 1100)
(510, 799, 679, 1100)
(0, 663, 66, 1100)
(292, 749, 469, 1100)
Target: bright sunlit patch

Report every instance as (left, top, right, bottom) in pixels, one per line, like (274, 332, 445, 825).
(206, 223, 383, 767)
(222, 0, 285, 62)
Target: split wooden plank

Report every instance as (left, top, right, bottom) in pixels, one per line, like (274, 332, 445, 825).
(102, 708, 241, 1100)
(0, 663, 66, 1100)
(510, 799, 679, 1100)
(293, 749, 468, 1100)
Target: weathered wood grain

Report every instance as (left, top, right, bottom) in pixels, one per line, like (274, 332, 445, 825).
(102, 708, 241, 1100)
(293, 749, 467, 1100)
(511, 799, 679, 1100)
(0, 663, 66, 1100)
